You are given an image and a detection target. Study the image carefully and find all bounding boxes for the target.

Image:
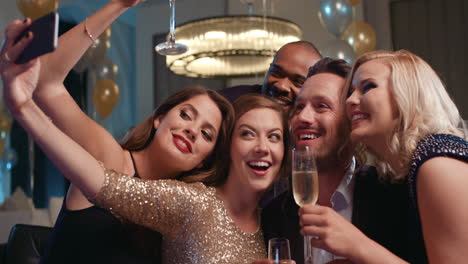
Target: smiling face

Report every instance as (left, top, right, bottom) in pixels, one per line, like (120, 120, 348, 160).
(290, 72, 349, 165)
(262, 43, 321, 107)
(346, 60, 399, 148)
(152, 95, 222, 172)
(228, 108, 285, 193)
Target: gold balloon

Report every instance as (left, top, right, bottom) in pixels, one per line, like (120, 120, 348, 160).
(0, 112, 12, 135)
(92, 79, 119, 119)
(341, 21, 376, 57)
(349, 0, 360, 6)
(17, 0, 59, 20)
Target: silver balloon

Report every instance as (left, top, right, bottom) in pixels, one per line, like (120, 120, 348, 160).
(73, 34, 111, 73)
(93, 57, 118, 81)
(320, 39, 356, 64)
(318, 0, 354, 38)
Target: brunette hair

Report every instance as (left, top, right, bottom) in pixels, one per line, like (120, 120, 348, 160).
(200, 94, 291, 187)
(120, 85, 234, 179)
(307, 57, 350, 79)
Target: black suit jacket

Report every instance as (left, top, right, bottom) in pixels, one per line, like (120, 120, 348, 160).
(261, 166, 409, 263)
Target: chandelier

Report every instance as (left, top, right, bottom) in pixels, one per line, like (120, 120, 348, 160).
(166, 15, 302, 78)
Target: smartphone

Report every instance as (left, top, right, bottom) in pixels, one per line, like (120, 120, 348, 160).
(15, 12, 59, 64)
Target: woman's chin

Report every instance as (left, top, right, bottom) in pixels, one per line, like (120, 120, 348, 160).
(350, 130, 367, 143)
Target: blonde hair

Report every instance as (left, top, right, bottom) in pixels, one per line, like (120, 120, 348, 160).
(344, 50, 465, 181)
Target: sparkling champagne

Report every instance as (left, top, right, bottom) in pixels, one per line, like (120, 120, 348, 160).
(292, 170, 319, 206)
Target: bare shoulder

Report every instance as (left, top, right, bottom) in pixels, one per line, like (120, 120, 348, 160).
(418, 156, 468, 185)
(417, 156, 468, 211)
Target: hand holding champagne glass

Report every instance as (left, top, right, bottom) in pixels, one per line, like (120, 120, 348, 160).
(292, 146, 318, 264)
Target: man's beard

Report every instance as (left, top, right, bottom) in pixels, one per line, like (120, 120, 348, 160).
(314, 131, 352, 171)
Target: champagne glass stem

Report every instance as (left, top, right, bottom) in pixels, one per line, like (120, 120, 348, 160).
(168, 0, 176, 43)
(304, 235, 313, 264)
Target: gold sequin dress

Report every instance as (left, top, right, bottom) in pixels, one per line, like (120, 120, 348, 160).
(89, 166, 267, 264)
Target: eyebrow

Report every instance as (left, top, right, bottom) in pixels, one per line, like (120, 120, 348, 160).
(238, 124, 283, 134)
(358, 77, 376, 86)
(271, 64, 307, 80)
(313, 94, 333, 104)
(182, 104, 218, 135)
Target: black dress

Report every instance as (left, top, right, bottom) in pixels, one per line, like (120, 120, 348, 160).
(407, 134, 468, 263)
(41, 153, 162, 264)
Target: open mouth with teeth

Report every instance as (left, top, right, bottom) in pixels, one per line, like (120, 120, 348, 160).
(247, 161, 271, 175)
(299, 134, 319, 140)
(295, 131, 322, 144)
(351, 113, 369, 122)
(350, 113, 370, 126)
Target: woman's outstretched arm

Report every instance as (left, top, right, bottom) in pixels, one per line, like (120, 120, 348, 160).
(1, 42, 196, 234)
(10, 93, 105, 199)
(1, 30, 104, 200)
(23, 0, 144, 210)
(1, 7, 144, 210)
(32, 0, 145, 170)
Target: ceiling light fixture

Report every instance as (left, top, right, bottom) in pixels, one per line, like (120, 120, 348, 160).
(166, 15, 302, 78)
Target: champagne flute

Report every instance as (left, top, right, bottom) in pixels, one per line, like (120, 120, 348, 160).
(155, 0, 187, 56)
(292, 145, 318, 264)
(268, 238, 292, 264)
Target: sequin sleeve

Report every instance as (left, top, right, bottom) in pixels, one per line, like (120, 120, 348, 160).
(88, 165, 210, 237)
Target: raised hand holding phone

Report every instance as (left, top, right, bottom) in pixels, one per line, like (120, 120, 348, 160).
(0, 20, 41, 116)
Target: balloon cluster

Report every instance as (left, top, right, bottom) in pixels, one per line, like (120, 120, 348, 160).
(73, 27, 120, 119)
(318, 0, 376, 63)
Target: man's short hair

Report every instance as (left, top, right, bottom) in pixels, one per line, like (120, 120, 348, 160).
(276, 41, 322, 59)
(307, 57, 350, 79)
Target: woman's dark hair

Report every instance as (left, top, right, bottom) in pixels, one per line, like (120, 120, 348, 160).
(120, 85, 234, 179)
(200, 94, 291, 187)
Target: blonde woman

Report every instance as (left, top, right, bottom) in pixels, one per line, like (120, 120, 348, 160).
(344, 50, 467, 263)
